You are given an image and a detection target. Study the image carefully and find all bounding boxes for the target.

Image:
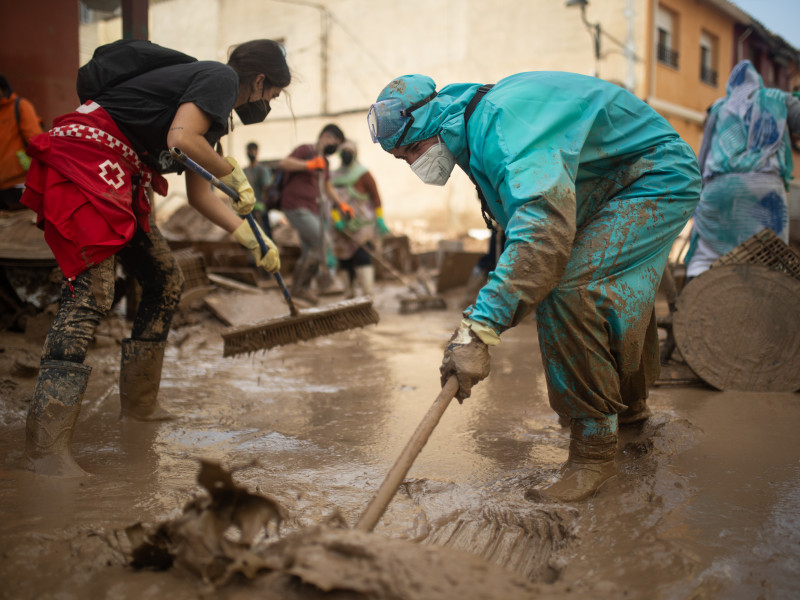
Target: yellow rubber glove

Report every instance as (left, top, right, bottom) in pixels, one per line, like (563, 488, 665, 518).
(233, 220, 281, 273)
(219, 157, 256, 215)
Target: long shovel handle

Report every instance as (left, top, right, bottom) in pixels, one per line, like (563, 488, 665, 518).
(169, 147, 299, 317)
(355, 376, 460, 532)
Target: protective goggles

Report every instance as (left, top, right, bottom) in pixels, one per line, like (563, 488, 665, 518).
(367, 91, 438, 147)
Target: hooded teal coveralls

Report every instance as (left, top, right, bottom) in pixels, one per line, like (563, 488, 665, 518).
(378, 72, 700, 421)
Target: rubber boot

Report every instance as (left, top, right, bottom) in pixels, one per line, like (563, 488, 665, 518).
(316, 268, 335, 295)
(527, 415, 618, 503)
(618, 397, 652, 426)
(22, 360, 92, 477)
(355, 264, 375, 296)
(290, 258, 319, 305)
(120, 338, 173, 421)
(317, 268, 344, 296)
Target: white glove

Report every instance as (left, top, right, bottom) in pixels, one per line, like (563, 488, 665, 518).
(233, 220, 281, 273)
(219, 156, 256, 215)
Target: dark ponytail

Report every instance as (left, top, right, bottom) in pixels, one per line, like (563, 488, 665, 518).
(227, 39, 291, 89)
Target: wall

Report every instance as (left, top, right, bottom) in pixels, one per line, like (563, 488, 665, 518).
(654, 0, 732, 112)
(82, 0, 650, 236)
(0, 1, 81, 128)
(55, 0, 800, 236)
(648, 0, 735, 150)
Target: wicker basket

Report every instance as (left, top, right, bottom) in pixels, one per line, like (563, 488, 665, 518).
(711, 228, 800, 281)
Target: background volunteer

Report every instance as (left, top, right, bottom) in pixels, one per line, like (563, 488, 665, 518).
(685, 59, 800, 278)
(330, 139, 388, 298)
(20, 39, 289, 478)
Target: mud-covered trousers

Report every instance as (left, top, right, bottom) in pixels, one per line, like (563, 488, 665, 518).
(283, 208, 324, 273)
(536, 141, 701, 420)
(41, 212, 184, 364)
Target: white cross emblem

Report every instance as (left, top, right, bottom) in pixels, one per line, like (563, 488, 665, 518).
(98, 160, 125, 189)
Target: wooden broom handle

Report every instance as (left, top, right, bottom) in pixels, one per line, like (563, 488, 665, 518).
(355, 376, 460, 532)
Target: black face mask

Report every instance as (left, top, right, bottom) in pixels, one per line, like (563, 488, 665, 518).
(235, 100, 271, 125)
(322, 143, 339, 156)
(340, 150, 354, 166)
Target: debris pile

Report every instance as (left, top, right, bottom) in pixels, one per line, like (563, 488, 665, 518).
(124, 460, 285, 586)
(119, 461, 561, 599)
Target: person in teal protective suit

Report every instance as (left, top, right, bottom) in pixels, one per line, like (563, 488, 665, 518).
(368, 72, 701, 502)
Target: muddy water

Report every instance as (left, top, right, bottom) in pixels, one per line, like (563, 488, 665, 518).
(0, 284, 798, 598)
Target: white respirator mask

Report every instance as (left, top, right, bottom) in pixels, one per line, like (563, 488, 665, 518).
(410, 137, 456, 186)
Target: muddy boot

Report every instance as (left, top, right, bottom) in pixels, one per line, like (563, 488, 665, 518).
(22, 360, 92, 477)
(120, 339, 173, 421)
(291, 286, 319, 305)
(317, 269, 344, 296)
(355, 264, 375, 296)
(291, 259, 319, 305)
(619, 397, 652, 427)
(527, 415, 618, 503)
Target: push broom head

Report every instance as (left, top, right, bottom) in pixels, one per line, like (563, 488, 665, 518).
(222, 297, 380, 357)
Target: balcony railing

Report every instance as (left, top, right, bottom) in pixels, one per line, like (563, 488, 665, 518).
(657, 43, 679, 68)
(701, 64, 718, 86)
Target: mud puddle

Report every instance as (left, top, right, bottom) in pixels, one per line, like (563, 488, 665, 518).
(0, 283, 798, 598)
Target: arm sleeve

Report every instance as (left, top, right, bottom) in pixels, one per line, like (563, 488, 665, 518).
(180, 62, 238, 132)
(786, 93, 800, 135)
(465, 186, 577, 334)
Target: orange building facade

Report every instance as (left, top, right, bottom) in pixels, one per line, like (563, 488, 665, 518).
(641, 0, 800, 178)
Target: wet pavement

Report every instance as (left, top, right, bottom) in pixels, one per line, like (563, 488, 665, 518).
(0, 282, 799, 599)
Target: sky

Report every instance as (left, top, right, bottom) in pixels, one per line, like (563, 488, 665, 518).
(729, 0, 800, 49)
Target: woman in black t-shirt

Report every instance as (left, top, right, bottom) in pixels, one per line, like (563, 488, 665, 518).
(20, 39, 290, 478)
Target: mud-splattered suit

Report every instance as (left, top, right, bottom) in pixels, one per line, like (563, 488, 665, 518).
(377, 72, 701, 421)
(465, 74, 700, 420)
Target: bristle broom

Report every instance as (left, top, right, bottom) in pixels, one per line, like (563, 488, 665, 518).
(222, 298, 379, 357)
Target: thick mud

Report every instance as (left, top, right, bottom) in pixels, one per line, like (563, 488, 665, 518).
(0, 282, 798, 599)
